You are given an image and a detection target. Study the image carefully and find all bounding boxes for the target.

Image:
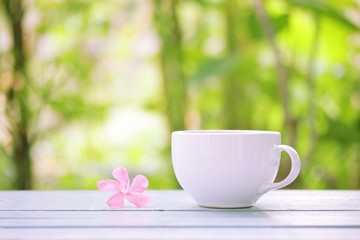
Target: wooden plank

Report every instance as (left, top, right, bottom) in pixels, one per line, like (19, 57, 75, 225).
(0, 190, 359, 211)
(0, 190, 359, 240)
(1, 227, 360, 240)
(0, 210, 359, 227)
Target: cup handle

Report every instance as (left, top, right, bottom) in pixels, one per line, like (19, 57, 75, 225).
(258, 145, 301, 195)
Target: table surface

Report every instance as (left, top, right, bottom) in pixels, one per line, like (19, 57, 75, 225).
(0, 190, 359, 240)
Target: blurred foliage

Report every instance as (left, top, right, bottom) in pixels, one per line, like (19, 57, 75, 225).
(0, 0, 359, 190)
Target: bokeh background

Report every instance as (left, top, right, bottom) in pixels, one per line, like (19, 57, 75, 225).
(0, 0, 359, 190)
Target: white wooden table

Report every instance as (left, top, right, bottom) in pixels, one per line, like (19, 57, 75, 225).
(0, 190, 359, 239)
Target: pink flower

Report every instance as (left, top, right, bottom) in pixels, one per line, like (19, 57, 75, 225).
(97, 167, 150, 209)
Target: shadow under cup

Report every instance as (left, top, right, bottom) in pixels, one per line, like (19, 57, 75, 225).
(171, 130, 301, 208)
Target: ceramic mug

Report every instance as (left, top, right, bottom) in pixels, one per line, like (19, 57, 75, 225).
(171, 130, 301, 208)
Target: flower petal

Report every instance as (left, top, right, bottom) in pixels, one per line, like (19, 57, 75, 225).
(129, 175, 149, 193)
(97, 180, 120, 191)
(125, 192, 150, 208)
(106, 193, 125, 209)
(112, 167, 129, 190)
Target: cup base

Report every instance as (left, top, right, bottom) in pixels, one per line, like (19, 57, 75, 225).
(199, 204, 254, 209)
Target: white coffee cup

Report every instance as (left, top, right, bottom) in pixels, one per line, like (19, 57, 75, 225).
(171, 130, 301, 208)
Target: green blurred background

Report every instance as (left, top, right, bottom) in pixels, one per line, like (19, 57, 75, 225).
(0, 0, 359, 190)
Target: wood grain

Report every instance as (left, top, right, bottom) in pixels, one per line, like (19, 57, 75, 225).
(1, 227, 360, 240)
(1, 190, 359, 211)
(1, 210, 359, 227)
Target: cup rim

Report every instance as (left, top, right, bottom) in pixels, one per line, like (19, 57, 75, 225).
(172, 130, 280, 135)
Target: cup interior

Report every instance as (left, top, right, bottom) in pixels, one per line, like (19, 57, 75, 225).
(173, 130, 280, 135)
